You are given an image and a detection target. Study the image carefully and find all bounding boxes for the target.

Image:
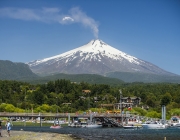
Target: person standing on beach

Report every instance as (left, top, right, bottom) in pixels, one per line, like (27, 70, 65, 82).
(5, 120, 11, 137)
(0, 120, 2, 137)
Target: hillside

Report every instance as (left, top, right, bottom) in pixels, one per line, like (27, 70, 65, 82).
(25, 73, 124, 86)
(31, 72, 180, 84)
(106, 72, 180, 83)
(0, 60, 123, 85)
(0, 60, 38, 80)
(1, 60, 180, 84)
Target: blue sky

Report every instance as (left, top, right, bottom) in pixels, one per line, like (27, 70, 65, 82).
(0, 0, 180, 75)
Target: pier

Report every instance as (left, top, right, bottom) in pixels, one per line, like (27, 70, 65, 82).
(0, 112, 138, 127)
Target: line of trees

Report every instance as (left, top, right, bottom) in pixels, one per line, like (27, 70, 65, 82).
(0, 80, 180, 119)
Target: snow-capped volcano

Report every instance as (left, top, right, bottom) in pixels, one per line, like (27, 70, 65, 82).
(29, 39, 139, 66)
(28, 39, 173, 76)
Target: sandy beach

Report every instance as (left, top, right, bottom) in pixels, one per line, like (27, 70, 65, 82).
(0, 129, 83, 140)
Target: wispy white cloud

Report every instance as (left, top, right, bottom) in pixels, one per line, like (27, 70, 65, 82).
(0, 7, 63, 23)
(0, 7, 99, 38)
(62, 16, 74, 22)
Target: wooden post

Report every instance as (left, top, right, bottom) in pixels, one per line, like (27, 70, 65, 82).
(40, 113, 42, 127)
(24, 120, 26, 127)
(90, 113, 93, 123)
(68, 113, 70, 125)
(23, 117, 26, 127)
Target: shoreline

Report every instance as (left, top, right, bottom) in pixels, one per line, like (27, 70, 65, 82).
(0, 129, 83, 140)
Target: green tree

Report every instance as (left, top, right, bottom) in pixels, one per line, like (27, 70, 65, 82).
(169, 108, 180, 116)
(133, 107, 147, 116)
(160, 92, 171, 106)
(146, 111, 161, 118)
(34, 104, 51, 113)
(31, 90, 45, 105)
(0, 103, 16, 112)
(146, 98, 155, 108)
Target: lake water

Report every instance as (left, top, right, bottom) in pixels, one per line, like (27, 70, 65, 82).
(13, 126, 180, 140)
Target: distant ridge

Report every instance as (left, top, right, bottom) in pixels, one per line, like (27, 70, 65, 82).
(0, 60, 125, 85)
(106, 72, 180, 83)
(0, 60, 180, 83)
(26, 73, 125, 85)
(0, 60, 37, 80)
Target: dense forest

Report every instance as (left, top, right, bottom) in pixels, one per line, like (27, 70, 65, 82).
(0, 79, 180, 119)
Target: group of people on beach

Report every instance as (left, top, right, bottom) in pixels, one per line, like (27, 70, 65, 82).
(0, 120, 11, 137)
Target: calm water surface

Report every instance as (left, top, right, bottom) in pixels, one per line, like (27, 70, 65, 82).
(13, 126, 180, 140)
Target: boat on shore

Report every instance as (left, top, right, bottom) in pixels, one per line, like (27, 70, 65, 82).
(82, 123, 102, 128)
(69, 117, 102, 128)
(69, 121, 102, 128)
(142, 121, 167, 129)
(123, 126, 142, 129)
(50, 124, 61, 129)
(174, 123, 180, 128)
(50, 121, 62, 129)
(170, 116, 180, 127)
(49, 119, 63, 129)
(123, 125, 136, 129)
(123, 123, 142, 129)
